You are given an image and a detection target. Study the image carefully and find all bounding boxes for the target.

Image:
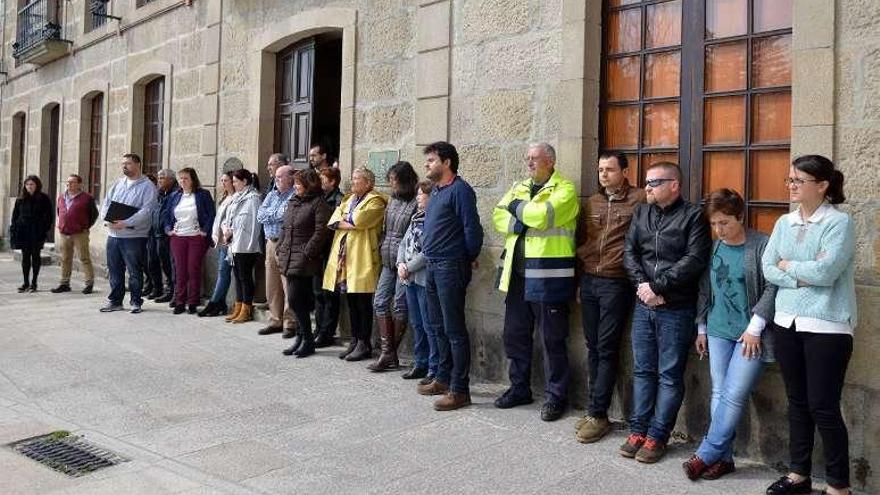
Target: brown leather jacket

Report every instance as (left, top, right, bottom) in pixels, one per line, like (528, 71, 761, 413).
(576, 179, 646, 279)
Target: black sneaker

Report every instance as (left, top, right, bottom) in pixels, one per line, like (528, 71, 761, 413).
(493, 387, 534, 409)
(51, 284, 71, 293)
(540, 401, 566, 422)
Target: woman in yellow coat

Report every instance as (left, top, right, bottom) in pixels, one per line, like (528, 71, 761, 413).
(324, 167, 388, 361)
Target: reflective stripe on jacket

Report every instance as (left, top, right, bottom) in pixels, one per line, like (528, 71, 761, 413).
(492, 169, 579, 303)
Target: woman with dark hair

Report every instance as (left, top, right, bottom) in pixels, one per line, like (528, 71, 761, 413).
(367, 161, 419, 372)
(277, 169, 332, 357)
(762, 155, 856, 495)
(10, 175, 53, 292)
(224, 169, 263, 324)
(312, 167, 346, 346)
(323, 167, 388, 361)
(200, 170, 236, 317)
(164, 167, 215, 314)
(682, 188, 777, 481)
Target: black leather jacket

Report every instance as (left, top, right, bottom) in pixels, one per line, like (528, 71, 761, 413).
(623, 196, 711, 308)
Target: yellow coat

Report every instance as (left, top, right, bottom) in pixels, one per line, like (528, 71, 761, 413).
(322, 190, 388, 293)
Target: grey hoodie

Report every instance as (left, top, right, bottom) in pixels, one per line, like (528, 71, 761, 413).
(100, 175, 158, 238)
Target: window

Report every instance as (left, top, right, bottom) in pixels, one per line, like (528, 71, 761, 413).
(143, 77, 165, 176)
(87, 0, 108, 32)
(88, 94, 104, 199)
(600, 0, 792, 232)
(11, 113, 27, 197)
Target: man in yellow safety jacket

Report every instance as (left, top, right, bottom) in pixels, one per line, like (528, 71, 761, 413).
(491, 142, 579, 422)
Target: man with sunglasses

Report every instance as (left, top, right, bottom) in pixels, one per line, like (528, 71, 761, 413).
(619, 161, 711, 464)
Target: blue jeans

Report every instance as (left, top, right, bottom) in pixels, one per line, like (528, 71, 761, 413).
(106, 236, 147, 306)
(373, 265, 407, 319)
(630, 303, 696, 443)
(426, 259, 472, 394)
(695, 336, 764, 464)
(210, 245, 232, 304)
(406, 283, 439, 376)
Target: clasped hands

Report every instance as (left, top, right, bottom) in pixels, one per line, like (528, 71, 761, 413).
(637, 282, 665, 307)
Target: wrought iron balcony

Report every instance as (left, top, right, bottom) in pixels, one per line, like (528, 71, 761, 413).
(12, 0, 71, 66)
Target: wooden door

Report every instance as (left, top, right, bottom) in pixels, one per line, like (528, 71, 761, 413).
(276, 39, 315, 169)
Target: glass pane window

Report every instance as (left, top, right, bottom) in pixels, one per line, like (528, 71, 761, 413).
(706, 0, 747, 40)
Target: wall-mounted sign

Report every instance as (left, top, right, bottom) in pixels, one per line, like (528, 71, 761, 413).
(367, 150, 400, 185)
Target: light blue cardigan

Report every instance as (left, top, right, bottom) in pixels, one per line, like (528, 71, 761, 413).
(761, 204, 857, 329)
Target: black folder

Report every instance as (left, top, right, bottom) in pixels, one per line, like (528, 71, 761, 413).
(104, 201, 140, 222)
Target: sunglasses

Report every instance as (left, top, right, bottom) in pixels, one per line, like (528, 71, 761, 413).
(645, 178, 676, 188)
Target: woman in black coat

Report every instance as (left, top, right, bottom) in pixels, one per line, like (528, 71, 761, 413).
(276, 168, 332, 357)
(10, 175, 54, 292)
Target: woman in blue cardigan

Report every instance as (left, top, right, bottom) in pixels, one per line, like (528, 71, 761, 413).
(762, 155, 856, 495)
(164, 167, 216, 314)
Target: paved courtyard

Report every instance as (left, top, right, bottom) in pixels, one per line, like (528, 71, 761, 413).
(0, 254, 790, 494)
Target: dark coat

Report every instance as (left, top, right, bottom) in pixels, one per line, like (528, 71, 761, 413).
(276, 193, 332, 277)
(10, 192, 53, 250)
(623, 196, 712, 308)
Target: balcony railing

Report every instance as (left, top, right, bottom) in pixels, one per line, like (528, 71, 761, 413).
(12, 0, 70, 65)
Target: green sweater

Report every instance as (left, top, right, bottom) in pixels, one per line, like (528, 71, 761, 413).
(761, 204, 857, 329)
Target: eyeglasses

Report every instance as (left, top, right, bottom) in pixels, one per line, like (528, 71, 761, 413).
(784, 178, 821, 186)
(645, 178, 676, 188)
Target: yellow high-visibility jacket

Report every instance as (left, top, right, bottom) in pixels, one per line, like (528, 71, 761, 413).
(492, 169, 579, 303)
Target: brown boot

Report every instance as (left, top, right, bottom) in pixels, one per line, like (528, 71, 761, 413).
(231, 303, 253, 323)
(417, 380, 449, 396)
(393, 317, 408, 348)
(224, 302, 242, 322)
(367, 316, 398, 372)
(434, 391, 471, 411)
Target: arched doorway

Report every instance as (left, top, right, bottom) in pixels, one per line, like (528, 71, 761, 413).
(40, 102, 61, 242)
(275, 33, 342, 170)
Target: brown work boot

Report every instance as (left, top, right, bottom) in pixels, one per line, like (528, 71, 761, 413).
(224, 302, 242, 322)
(417, 380, 449, 396)
(635, 437, 667, 464)
(575, 415, 612, 444)
(619, 433, 646, 458)
(434, 391, 471, 411)
(367, 316, 398, 372)
(231, 303, 254, 323)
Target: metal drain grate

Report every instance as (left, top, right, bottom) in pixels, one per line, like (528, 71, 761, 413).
(9, 431, 128, 477)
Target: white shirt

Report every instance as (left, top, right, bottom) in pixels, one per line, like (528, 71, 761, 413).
(173, 193, 200, 236)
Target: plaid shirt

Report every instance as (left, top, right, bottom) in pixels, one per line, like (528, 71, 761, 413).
(257, 187, 294, 241)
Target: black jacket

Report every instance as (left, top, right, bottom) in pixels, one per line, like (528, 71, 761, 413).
(623, 196, 711, 308)
(150, 186, 179, 238)
(10, 192, 54, 250)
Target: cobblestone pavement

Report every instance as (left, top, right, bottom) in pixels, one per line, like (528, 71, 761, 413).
(0, 254, 811, 494)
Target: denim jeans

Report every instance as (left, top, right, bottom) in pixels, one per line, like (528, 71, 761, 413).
(210, 245, 232, 304)
(406, 283, 439, 376)
(425, 259, 472, 394)
(630, 302, 696, 443)
(695, 336, 764, 464)
(580, 274, 633, 417)
(373, 265, 407, 319)
(106, 236, 147, 306)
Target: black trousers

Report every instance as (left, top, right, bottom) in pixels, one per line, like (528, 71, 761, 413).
(773, 322, 853, 489)
(286, 274, 314, 332)
(232, 253, 259, 304)
(147, 235, 174, 295)
(345, 292, 374, 342)
(20, 246, 42, 285)
(580, 274, 633, 417)
(503, 271, 571, 404)
(313, 273, 340, 336)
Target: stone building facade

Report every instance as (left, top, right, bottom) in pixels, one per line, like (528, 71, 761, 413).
(0, 0, 877, 491)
